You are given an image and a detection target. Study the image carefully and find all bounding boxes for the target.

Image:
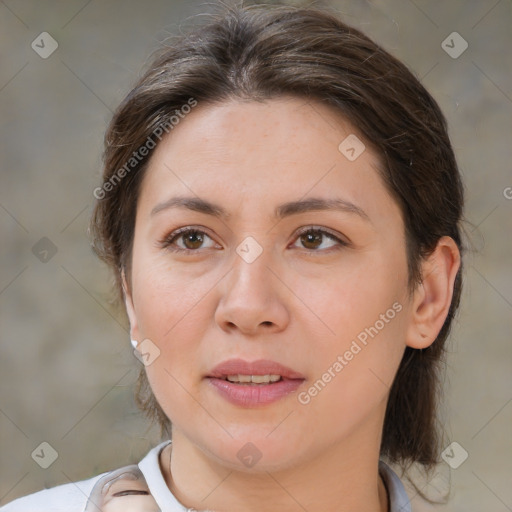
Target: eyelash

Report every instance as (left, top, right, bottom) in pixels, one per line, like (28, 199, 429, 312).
(158, 225, 349, 255)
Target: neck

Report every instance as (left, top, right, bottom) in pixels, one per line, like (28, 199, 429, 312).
(160, 426, 389, 512)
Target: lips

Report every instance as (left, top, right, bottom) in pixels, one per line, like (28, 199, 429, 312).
(207, 358, 305, 380)
(206, 358, 305, 407)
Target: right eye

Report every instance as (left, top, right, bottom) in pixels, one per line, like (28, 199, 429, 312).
(159, 227, 220, 253)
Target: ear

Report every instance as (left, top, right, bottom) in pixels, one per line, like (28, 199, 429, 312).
(122, 269, 140, 343)
(406, 236, 461, 349)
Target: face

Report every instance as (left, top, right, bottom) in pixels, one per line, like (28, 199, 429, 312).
(125, 96, 413, 471)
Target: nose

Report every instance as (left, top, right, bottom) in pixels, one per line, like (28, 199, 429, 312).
(214, 247, 290, 336)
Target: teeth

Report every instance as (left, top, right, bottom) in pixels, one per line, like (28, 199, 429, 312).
(226, 374, 281, 384)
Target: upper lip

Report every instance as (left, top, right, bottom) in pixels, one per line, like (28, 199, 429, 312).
(208, 358, 305, 380)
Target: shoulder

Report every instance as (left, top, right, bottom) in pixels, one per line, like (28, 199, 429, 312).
(0, 473, 105, 512)
(0, 441, 171, 512)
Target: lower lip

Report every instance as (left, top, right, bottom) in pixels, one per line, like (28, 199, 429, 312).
(206, 377, 304, 406)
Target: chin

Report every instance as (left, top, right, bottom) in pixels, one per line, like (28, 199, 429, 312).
(200, 431, 307, 473)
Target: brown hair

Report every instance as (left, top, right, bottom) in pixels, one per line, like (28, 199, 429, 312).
(89, 2, 464, 476)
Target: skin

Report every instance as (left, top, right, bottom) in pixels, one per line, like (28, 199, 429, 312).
(123, 96, 460, 512)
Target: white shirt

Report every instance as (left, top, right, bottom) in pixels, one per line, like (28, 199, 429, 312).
(1, 440, 411, 511)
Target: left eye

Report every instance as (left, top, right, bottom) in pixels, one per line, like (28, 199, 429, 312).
(292, 228, 347, 252)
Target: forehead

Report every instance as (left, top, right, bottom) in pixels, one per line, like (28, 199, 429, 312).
(137, 96, 399, 225)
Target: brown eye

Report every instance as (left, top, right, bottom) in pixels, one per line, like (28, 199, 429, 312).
(161, 227, 218, 253)
(179, 230, 205, 250)
(294, 228, 347, 252)
(300, 230, 323, 249)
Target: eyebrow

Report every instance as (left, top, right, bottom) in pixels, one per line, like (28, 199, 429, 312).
(150, 195, 370, 222)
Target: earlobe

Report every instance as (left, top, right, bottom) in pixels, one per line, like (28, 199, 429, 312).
(406, 236, 461, 349)
(121, 269, 140, 342)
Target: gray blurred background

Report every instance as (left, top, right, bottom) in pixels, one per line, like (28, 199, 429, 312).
(1, 0, 511, 510)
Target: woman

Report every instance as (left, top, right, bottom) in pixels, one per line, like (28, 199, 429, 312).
(2, 3, 463, 511)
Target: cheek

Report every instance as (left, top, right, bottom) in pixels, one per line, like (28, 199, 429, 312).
(131, 259, 216, 418)
(131, 252, 213, 341)
(296, 309, 406, 439)
(292, 255, 408, 419)
(291, 245, 408, 340)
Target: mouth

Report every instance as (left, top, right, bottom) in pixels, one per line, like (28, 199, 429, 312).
(223, 374, 283, 384)
(207, 358, 305, 380)
(206, 359, 305, 406)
